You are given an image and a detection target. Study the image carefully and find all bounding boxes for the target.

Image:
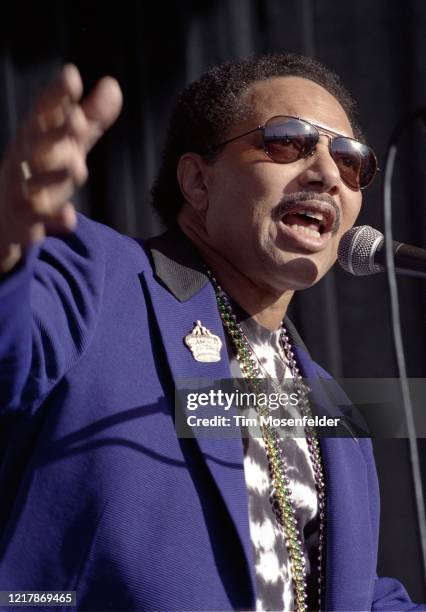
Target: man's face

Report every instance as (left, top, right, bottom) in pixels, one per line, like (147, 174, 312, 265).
(201, 76, 363, 293)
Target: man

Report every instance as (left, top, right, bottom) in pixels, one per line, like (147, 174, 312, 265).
(0, 54, 422, 611)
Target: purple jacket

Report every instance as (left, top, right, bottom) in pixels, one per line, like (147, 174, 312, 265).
(0, 213, 423, 611)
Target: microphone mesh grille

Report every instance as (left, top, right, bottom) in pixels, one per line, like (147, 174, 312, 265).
(338, 225, 384, 275)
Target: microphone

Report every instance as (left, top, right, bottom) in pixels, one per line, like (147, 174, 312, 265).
(338, 225, 426, 278)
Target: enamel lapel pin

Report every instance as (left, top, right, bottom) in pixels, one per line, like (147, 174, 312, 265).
(184, 320, 222, 363)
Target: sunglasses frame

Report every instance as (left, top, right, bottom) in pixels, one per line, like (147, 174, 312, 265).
(210, 114, 379, 191)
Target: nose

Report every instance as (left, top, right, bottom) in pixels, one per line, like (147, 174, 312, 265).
(297, 136, 341, 194)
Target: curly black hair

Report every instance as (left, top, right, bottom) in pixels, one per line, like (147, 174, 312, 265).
(150, 53, 362, 228)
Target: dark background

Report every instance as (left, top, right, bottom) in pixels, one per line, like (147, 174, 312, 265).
(1, 0, 426, 602)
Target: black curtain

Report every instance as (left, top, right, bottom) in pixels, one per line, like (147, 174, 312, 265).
(1, 0, 425, 601)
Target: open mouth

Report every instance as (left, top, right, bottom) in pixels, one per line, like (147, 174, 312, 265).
(279, 202, 337, 239)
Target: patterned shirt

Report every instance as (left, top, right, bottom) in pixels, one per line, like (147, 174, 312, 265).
(226, 314, 320, 611)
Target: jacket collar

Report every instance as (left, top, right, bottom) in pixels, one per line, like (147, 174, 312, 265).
(147, 227, 209, 302)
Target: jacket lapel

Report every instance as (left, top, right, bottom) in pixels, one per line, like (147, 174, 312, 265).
(141, 267, 256, 600)
(294, 345, 375, 611)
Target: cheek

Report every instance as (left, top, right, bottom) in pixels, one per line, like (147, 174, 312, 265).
(204, 186, 255, 248)
(341, 193, 362, 231)
(326, 195, 362, 265)
(205, 174, 267, 234)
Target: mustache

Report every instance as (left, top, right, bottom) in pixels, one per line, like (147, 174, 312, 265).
(272, 192, 341, 234)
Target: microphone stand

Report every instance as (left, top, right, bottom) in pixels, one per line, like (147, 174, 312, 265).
(383, 108, 426, 586)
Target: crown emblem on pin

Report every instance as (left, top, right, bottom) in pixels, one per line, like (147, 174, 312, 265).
(184, 320, 222, 363)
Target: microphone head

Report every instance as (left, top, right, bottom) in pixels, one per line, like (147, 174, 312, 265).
(338, 225, 384, 276)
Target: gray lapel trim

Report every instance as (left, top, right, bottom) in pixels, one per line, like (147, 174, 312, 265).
(146, 228, 209, 302)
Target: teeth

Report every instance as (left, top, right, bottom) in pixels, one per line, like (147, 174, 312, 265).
(301, 210, 324, 222)
(288, 224, 321, 239)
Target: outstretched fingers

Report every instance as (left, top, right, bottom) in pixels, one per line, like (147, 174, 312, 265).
(0, 65, 123, 273)
(80, 76, 123, 152)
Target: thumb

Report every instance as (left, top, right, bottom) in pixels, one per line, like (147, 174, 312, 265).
(81, 76, 123, 152)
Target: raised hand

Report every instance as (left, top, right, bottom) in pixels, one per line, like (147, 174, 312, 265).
(0, 64, 123, 273)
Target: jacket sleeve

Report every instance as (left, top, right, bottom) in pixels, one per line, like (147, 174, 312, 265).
(0, 215, 105, 415)
(372, 576, 426, 610)
(360, 423, 425, 610)
(359, 412, 426, 610)
(313, 362, 426, 611)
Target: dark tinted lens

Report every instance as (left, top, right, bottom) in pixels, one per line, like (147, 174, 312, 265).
(263, 117, 318, 163)
(331, 137, 377, 189)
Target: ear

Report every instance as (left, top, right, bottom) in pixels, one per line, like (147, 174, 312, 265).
(177, 153, 211, 213)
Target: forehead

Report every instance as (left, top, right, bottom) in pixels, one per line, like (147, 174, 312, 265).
(241, 76, 353, 137)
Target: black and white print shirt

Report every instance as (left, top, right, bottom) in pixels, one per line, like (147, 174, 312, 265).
(227, 315, 320, 612)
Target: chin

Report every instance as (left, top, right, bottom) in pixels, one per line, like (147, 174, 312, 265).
(275, 256, 331, 290)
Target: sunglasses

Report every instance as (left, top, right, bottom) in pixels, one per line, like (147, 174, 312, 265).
(210, 115, 378, 191)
